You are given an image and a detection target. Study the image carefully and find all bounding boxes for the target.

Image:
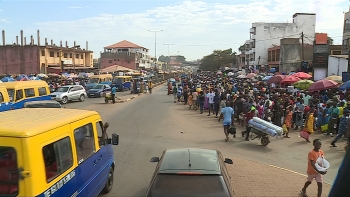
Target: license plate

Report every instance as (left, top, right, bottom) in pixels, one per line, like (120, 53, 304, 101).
(90, 94, 94, 95)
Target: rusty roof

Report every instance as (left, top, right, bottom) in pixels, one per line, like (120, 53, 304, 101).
(104, 40, 146, 49)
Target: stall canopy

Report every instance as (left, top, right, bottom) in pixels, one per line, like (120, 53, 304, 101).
(100, 65, 136, 73)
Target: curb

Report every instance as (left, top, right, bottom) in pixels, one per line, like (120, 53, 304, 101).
(115, 81, 166, 103)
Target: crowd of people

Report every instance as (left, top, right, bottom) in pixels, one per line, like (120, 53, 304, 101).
(170, 71, 350, 150)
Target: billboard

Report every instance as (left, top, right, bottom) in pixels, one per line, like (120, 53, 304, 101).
(315, 33, 328, 45)
(313, 53, 328, 68)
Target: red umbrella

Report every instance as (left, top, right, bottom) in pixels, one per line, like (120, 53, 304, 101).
(267, 75, 286, 84)
(291, 72, 312, 79)
(280, 75, 301, 84)
(308, 79, 338, 92)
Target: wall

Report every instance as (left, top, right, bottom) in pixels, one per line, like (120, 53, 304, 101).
(0, 45, 40, 74)
(249, 13, 315, 66)
(100, 52, 137, 69)
(342, 10, 350, 54)
(328, 56, 348, 76)
(279, 38, 301, 73)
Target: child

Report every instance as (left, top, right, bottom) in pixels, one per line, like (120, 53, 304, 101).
(188, 91, 193, 110)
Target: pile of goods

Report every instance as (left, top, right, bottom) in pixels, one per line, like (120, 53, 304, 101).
(248, 117, 283, 137)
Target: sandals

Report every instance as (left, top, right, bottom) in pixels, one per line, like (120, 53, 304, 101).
(225, 137, 229, 142)
(300, 190, 308, 197)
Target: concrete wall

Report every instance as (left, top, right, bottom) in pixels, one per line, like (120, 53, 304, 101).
(342, 10, 350, 54)
(0, 45, 40, 74)
(246, 13, 316, 66)
(100, 52, 137, 70)
(328, 56, 348, 76)
(279, 38, 301, 73)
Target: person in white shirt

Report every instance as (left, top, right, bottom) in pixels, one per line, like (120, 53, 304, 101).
(207, 89, 215, 116)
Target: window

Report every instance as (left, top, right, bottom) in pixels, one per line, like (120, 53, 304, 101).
(0, 146, 19, 196)
(73, 86, 83, 91)
(0, 92, 3, 102)
(57, 52, 60, 57)
(15, 90, 23, 101)
(41, 50, 45, 56)
(38, 87, 47, 96)
(49, 51, 54, 57)
(70, 53, 72, 58)
(76, 54, 79, 58)
(108, 60, 112, 63)
(81, 54, 83, 59)
(74, 123, 95, 164)
(64, 53, 68, 58)
(42, 137, 73, 182)
(96, 121, 105, 147)
(24, 88, 35, 98)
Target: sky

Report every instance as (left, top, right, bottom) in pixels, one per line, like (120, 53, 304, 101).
(0, 0, 348, 61)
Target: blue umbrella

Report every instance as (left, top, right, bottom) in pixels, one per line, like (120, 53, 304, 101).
(339, 80, 350, 90)
(1, 77, 15, 82)
(16, 74, 29, 81)
(262, 76, 272, 81)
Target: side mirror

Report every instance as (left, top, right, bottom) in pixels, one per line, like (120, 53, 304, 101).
(150, 157, 160, 162)
(111, 133, 119, 145)
(224, 158, 233, 164)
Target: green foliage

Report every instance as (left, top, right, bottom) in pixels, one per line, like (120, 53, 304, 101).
(158, 55, 186, 63)
(199, 48, 237, 71)
(158, 55, 170, 62)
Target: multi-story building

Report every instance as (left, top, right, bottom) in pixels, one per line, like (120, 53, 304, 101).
(342, 8, 350, 55)
(100, 40, 152, 70)
(0, 30, 93, 74)
(245, 13, 316, 69)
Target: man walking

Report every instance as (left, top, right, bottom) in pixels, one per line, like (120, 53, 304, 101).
(207, 89, 215, 116)
(301, 139, 326, 197)
(218, 101, 234, 142)
(331, 110, 349, 147)
(111, 84, 117, 104)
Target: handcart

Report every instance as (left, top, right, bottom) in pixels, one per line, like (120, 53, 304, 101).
(103, 91, 113, 103)
(249, 127, 270, 146)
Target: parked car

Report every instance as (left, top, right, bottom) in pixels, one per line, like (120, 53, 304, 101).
(87, 84, 111, 98)
(24, 100, 63, 108)
(49, 85, 87, 104)
(146, 148, 234, 197)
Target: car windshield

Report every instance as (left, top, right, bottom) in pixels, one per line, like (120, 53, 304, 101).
(92, 85, 104, 89)
(88, 78, 99, 83)
(7, 89, 14, 102)
(56, 87, 70, 92)
(149, 175, 229, 197)
(0, 146, 19, 196)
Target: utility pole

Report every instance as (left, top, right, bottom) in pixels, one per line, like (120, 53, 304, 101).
(163, 43, 173, 57)
(301, 32, 304, 61)
(148, 30, 164, 63)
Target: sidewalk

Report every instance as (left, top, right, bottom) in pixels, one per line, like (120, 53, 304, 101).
(227, 157, 331, 197)
(115, 81, 165, 103)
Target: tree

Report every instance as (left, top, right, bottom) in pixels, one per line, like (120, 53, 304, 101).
(176, 55, 186, 63)
(238, 44, 245, 53)
(328, 37, 334, 45)
(158, 55, 170, 62)
(199, 48, 237, 71)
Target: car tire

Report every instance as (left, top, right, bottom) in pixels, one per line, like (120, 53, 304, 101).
(61, 97, 68, 104)
(79, 95, 85, 102)
(102, 167, 114, 193)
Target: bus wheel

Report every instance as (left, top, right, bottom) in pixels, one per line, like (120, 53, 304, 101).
(102, 167, 114, 193)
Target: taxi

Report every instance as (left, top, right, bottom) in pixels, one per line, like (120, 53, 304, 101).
(0, 108, 119, 197)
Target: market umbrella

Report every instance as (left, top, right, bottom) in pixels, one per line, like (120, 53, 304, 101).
(236, 74, 245, 79)
(262, 76, 272, 81)
(1, 77, 15, 82)
(267, 75, 286, 84)
(325, 75, 342, 83)
(281, 75, 301, 84)
(293, 80, 314, 90)
(339, 80, 350, 90)
(308, 79, 338, 92)
(246, 73, 256, 79)
(291, 72, 312, 79)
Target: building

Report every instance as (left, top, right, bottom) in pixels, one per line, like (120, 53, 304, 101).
(245, 13, 316, 69)
(99, 40, 152, 70)
(343, 8, 350, 55)
(328, 55, 348, 76)
(0, 30, 94, 74)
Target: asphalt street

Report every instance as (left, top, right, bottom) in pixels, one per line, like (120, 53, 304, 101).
(64, 86, 344, 197)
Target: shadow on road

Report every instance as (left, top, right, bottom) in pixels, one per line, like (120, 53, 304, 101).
(233, 142, 274, 153)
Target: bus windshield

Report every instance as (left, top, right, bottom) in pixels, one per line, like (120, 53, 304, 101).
(88, 78, 99, 84)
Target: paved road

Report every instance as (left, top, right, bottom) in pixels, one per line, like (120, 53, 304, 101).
(65, 86, 344, 196)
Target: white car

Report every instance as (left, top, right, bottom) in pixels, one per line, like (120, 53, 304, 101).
(49, 85, 87, 104)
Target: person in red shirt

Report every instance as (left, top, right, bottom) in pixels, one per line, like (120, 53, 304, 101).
(242, 108, 256, 141)
(301, 139, 326, 197)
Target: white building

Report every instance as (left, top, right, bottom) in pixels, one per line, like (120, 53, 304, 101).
(245, 13, 316, 68)
(342, 7, 350, 55)
(327, 55, 348, 77)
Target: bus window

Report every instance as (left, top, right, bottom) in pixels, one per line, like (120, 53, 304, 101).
(15, 90, 23, 101)
(74, 123, 95, 164)
(0, 92, 3, 102)
(38, 87, 47, 96)
(24, 88, 35, 98)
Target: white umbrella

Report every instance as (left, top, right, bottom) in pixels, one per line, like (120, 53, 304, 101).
(227, 72, 234, 76)
(236, 75, 246, 79)
(37, 74, 48, 78)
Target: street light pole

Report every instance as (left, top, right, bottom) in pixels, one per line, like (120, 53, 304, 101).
(148, 30, 163, 65)
(164, 43, 173, 57)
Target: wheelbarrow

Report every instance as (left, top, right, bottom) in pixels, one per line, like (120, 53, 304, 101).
(250, 128, 270, 146)
(103, 91, 114, 103)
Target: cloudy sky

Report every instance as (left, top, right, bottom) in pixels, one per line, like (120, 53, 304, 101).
(0, 0, 348, 61)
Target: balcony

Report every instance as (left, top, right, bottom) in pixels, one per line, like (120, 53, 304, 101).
(251, 34, 255, 39)
(245, 40, 251, 44)
(250, 28, 255, 34)
(249, 48, 255, 53)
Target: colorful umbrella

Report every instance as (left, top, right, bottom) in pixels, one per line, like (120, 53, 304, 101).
(267, 75, 286, 84)
(339, 80, 350, 90)
(262, 76, 272, 81)
(293, 80, 314, 90)
(281, 75, 301, 84)
(308, 79, 338, 92)
(291, 72, 312, 79)
(325, 75, 342, 83)
(246, 73, 256, 79)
